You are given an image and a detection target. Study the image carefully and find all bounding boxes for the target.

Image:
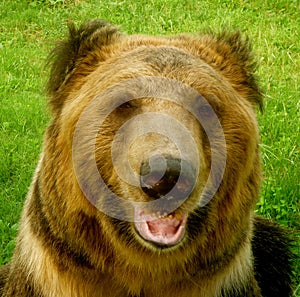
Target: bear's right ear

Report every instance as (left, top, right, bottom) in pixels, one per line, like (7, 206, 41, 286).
(46, 20, 121, 114)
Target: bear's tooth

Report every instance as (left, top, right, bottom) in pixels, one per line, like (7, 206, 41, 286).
(175, 213, 182, 220)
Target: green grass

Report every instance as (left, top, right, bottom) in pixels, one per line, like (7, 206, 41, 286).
(0, 0, 299, 293)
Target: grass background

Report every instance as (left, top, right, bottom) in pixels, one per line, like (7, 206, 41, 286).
(0, 0, 299, 294)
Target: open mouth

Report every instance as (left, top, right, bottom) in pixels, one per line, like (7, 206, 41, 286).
(134, 209, 187, 246)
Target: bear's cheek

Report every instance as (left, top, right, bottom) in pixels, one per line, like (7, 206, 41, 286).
(222, 103, 259, 175)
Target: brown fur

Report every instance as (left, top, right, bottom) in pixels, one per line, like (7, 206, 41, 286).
(0, 20, 293, 297)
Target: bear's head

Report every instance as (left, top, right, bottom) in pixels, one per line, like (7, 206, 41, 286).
(43, 20, 262, 276)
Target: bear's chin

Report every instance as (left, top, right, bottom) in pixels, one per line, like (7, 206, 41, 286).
(134, 209, 187, 246)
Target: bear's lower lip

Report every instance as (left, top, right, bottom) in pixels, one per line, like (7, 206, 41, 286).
(134, 210, 187, 246)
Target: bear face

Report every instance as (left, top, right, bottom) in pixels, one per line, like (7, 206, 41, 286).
(2, 20, 293, 297)
(38, 20, 262, 287)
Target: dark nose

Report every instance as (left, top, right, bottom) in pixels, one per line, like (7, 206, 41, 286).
(140, 156, 196, 200)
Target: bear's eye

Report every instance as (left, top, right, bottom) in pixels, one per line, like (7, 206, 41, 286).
(197, 103, 215, 119)
(194, 94, 221, 120)
(119, 102, 133, 109)
(115, 100, 138, 115)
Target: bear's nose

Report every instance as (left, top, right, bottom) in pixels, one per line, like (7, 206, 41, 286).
(140, 156, 196, 200)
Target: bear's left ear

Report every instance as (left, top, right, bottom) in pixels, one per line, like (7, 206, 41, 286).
(46, 20, 121, 114)
(196, 31, 264, 112)
(218, 31, 264, 112)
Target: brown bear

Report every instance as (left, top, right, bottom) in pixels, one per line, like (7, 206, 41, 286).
(0, 20, 293, 297)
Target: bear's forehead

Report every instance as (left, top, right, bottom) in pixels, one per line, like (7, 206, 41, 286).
(124, 45, 197, 66)
(87, 45, 223, 98)
(105, 44, 213, 74)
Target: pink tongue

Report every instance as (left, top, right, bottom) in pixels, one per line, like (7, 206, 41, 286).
(147, 218, 180, 236)
(134, 211, 186, 246)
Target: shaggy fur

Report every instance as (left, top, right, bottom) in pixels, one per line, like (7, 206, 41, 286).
(0, 20, 293, 297)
